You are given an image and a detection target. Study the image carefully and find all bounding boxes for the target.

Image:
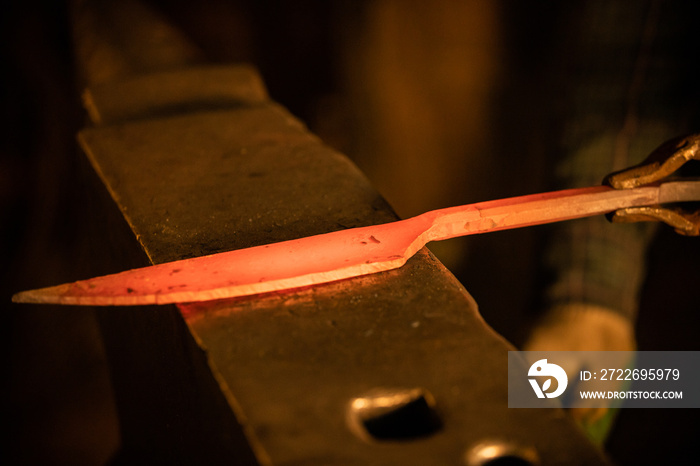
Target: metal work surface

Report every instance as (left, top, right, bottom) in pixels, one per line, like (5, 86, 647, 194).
(79, 64, 609, 464)
(180, 253, 593, 465)
(80, 102, 395, 263)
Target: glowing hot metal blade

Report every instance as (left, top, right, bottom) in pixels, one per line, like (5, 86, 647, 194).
(12, 181, 700, 306)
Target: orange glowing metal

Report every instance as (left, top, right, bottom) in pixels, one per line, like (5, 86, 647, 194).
(12, 180, 700, 306)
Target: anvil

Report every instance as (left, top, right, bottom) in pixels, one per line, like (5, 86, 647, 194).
(20, 61, 616, 464)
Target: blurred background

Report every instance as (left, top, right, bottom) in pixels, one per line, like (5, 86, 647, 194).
(3, 0, 699, 464)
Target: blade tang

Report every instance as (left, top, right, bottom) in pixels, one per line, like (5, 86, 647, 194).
(425, 182, 700, 241)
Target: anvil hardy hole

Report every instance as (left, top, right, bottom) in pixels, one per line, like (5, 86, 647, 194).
(464, 440, 540, 466)
(348, 387, 441, 441)
(476, 457, 535, 466)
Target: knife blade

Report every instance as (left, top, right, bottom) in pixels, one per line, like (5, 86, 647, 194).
(12, 180, 700, 306)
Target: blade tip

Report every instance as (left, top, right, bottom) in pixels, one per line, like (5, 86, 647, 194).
(12, 286, 67, 305)
(11, 290, 41, 304)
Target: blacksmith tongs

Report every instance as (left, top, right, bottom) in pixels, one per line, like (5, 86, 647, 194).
(605, 133, 700, 236)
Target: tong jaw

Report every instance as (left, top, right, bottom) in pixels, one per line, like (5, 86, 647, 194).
(608, 205, 700, 236)
(604, 133, 700, 236)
